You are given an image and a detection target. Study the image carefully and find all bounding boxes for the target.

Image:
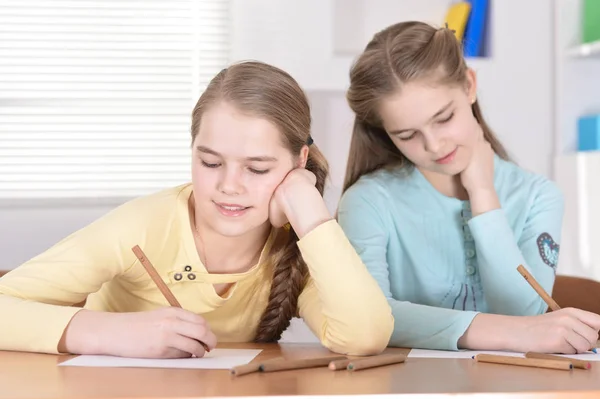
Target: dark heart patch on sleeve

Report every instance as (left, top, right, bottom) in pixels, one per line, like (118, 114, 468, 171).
(537, 232, 559, 270)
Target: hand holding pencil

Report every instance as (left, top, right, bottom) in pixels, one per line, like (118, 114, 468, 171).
(516, 265, 600, 354)
(131, 245, 217, 358)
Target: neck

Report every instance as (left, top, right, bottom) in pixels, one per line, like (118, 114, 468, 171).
(188, 196, 271, 274)
(419, 168, 469, 200)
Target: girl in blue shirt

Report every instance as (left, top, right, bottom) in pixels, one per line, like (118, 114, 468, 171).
(337, 21, 600, 354)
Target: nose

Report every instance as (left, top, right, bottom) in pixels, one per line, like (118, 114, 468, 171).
(423, 131, 443, 155)
(217, 167, 243, 196)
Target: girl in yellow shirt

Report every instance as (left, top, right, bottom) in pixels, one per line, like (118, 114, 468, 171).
(0, 61, 393, 358)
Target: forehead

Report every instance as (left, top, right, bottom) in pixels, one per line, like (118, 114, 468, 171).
(378, 81, 460, 130)
(195, 101, 287, 156)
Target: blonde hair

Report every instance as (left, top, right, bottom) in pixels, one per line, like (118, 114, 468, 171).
(190, 61, 329, 342)
(343, 21, 508, 192)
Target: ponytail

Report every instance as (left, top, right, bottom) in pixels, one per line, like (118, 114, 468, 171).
(342, 118, 406, 193)
(472, 101, 510, 160)
(254, 145, 328, 342)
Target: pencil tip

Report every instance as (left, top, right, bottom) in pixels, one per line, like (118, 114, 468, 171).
(587, 363, 592, 369)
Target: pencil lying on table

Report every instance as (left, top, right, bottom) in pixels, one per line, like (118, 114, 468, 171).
(259, 355, 347, 372)
(230, 356, 344, 376)
(131, 245, 210, 353)
(346, 353, 407, 371)
(328, 358, 352, 370)
(230, 357, 284, 377)
(516, 264, 597, 354)
(473, 354, 573, 371)
(232, 353, 406, 376)
(525, 352, 591, 370)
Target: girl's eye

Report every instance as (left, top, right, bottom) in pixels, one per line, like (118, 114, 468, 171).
(399, 133, 416, 141)
(201, 161, 220, 168)
(200, 159, 269, 175)
(249, 168, 269, 175)
(438, 112, 454, 124)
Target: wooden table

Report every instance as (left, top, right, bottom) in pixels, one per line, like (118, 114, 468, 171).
(1, 343, 600, 399)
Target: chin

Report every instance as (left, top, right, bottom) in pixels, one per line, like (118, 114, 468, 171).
(208, 216, 269, 238)
(431, 153, 470, 176)
(438, 163, 466, 176)
(207, 220, 250, 237)
(422, 160, 465, 176)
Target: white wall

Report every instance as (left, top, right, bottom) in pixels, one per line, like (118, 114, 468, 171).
(551, 0, 600, 278)
(1, 1, 591, 283)
(231, 0, 554, 179)
(0, 200, 122, 270)
(554, 0, 600, 154)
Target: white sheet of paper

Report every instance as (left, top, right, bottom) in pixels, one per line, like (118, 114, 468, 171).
(408, 348, 600, 361)
(58, 348, 262, 369)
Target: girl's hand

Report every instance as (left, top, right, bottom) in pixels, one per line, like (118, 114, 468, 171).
(511, 308, 600, 354)
(459, 124, 495, 194)
(460, 308, 600, 354)
(61, 307, 218, 358)
(269, 168, 330, 238)
(460, 125, 500, 216)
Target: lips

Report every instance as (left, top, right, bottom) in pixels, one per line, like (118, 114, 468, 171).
(435, 148, 458, 164)
(214, 201, 250, 217)
(216, 202, 247, 211)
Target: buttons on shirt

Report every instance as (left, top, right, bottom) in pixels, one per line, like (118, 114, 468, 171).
(460, 209, 471, 224)
(171, 267, 199, 282)
(461, 204, 476, 276)
(463, 225, 473, 242)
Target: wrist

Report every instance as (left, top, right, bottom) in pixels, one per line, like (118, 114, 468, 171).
(458, 313, 517, 351)
(61, 310, 110, 355)
(466, 186, 496, 198)
(279, 186, 331, 238)
(467, 188, 500, 216)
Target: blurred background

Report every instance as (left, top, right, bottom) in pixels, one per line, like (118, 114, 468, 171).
(1, 0, 599, 287)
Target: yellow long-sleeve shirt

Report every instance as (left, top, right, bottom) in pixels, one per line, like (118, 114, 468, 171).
(0, 184, 393, 355)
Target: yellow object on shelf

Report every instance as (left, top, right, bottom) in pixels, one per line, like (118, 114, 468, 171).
(444, 2, 471, 41)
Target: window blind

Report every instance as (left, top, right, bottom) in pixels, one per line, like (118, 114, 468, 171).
(0, 0, 230, 198)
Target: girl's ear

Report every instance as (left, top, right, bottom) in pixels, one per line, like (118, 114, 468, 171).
(297, 145, 309, 168)
(465, 68, 478, 103)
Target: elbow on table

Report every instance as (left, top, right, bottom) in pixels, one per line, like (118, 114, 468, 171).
(323, 313, 394, 356)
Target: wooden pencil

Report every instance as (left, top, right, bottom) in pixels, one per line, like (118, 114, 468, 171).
(473, 354, 572, 371)
(347, 354, 407, 371)
(516, 265, 561, 311)
(230, 357, 284, 377)
(328, 358, 352, 371)
(131, 245, 210, 353)
(259, 355, 347, 372)
(525, 352, 591, 370)
(517, 265, 598, 354)
(230, 362, 261, 377)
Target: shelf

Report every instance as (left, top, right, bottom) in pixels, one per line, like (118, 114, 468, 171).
(568, 40, 600, 58)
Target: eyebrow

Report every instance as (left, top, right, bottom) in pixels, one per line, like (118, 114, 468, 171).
(195, 145, 278, 162)
(389, 100, 454, 136)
